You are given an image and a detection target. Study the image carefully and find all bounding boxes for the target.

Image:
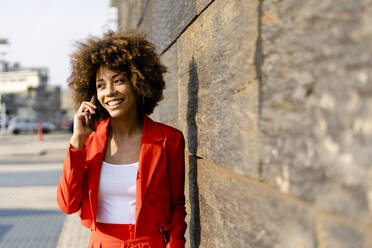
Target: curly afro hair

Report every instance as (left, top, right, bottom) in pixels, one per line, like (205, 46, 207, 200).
(68, 30, 167, 119)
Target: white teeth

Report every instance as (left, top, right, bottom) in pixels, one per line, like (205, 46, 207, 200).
(107, 99, 123, 106)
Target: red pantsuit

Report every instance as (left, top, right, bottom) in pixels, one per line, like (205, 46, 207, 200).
(57, 114, 187, 248)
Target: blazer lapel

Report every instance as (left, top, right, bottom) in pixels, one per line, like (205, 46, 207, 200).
(135, 114, 164, 224)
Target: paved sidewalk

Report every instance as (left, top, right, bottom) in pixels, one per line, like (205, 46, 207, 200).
(0, 133, 90, 248)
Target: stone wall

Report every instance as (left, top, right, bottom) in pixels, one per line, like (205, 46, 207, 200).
(113, 0, 372, 247)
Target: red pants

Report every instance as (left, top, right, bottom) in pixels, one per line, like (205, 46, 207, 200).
(88, 222, 166, 248)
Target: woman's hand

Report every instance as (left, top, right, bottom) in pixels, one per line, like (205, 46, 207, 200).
(70, 96, 96, 150)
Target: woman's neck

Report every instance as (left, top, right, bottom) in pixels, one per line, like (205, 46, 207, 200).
(109, 112, 143, 140)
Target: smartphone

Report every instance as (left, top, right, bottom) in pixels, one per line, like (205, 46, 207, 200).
(88, 113, 96, 131)
(88, 95, 96, 131)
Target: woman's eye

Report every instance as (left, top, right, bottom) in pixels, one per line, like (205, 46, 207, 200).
(96, 83, 104, 89)
(115, 79, 124, 83)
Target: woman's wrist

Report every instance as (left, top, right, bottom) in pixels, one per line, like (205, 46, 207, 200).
(70, 134, 88, 150)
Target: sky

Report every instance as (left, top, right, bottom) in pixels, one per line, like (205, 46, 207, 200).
(0, 0, 117, 87)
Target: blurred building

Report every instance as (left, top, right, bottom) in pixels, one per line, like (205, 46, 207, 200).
(0, 61, 62, 128)
(0, 61, 47, 93)
(60, 88, 73, 116)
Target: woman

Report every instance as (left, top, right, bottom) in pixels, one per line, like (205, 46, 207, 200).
(57, 30, 187, 248)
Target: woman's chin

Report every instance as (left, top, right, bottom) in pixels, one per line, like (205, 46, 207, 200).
(107, 109, 133, 120)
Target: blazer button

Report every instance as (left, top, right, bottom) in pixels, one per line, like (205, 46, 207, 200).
(154, 220, 160, 227)
(149, 199, 155, 206)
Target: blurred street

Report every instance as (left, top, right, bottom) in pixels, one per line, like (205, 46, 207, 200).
(0, 133, 90, 247)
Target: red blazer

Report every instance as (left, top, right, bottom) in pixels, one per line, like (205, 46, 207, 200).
(57, 114, 187, 247)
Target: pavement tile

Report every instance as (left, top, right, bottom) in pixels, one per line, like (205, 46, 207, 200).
(0, 186, 59, 210)
(56, 214, 91, 248)
(0, 208, 65, 248)
(0, 133, 91, 248)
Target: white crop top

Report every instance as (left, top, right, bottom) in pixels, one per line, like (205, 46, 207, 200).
(96, 161, 138, 224)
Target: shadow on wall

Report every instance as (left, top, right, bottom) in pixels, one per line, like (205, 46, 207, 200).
(187, 57, 201, 248)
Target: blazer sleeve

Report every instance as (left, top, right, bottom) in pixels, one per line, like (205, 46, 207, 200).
(56, 144, 87, 214)
(166, 131, 187, 248)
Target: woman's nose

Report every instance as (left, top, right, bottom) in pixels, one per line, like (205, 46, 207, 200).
(105, 82, 116, 95)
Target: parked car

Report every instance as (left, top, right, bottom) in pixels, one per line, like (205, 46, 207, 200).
(8, 117, 56, 134)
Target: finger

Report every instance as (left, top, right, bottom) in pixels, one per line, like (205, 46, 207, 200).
(90, 95, 96, 104)
(77, 111, 90, 126)
(81, 105, 96, 114)
(79, 101, 96, 112)
(85, 102, 97, 109)
(78, 103, 85, 112)
(87, 96, 97, 109)
(76, 111, 87, 120)
(83, 112, 90, 126)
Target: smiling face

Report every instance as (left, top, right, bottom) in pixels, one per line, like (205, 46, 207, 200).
(95, 66, 138, 119)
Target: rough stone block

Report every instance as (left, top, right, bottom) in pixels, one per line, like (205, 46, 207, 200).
(315, 214, 372, 248)
(176, 0, 260, 178)
(137, 0, 214, 54)
(195, 0, 212, 13)
(260, 0, 372, 224)
(196, 159, 316, 248)
(117, 0, 148, 31)
(159, 44, 179, 128)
